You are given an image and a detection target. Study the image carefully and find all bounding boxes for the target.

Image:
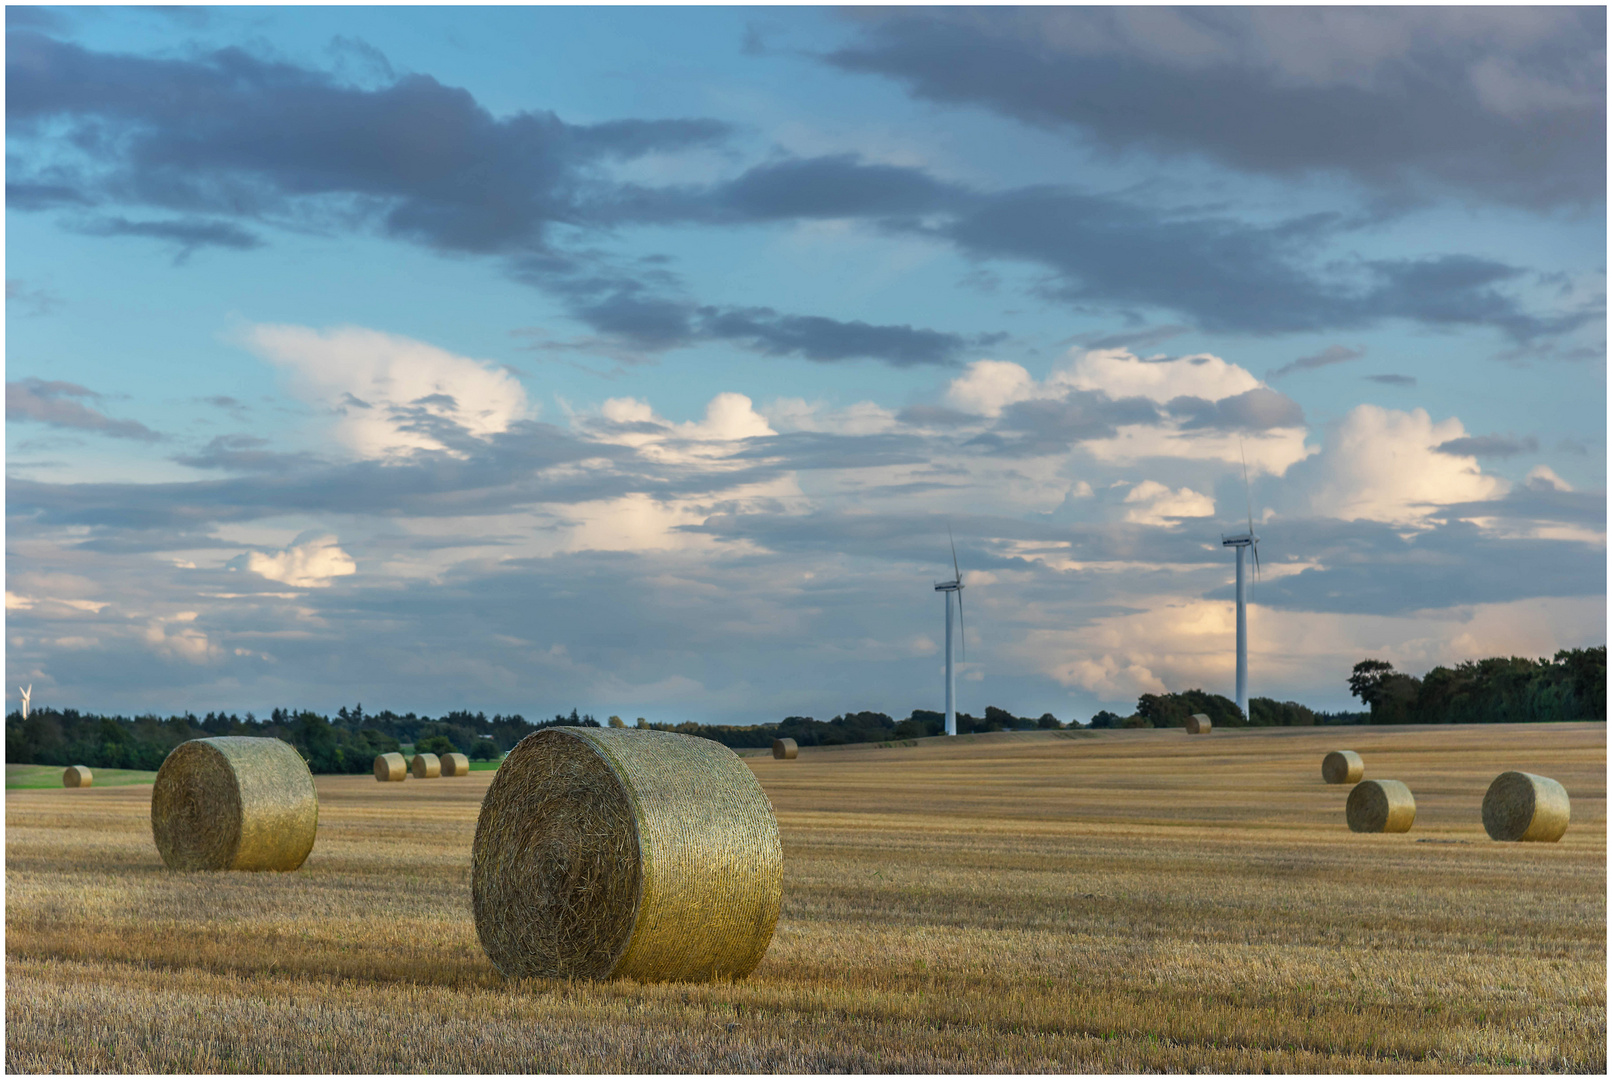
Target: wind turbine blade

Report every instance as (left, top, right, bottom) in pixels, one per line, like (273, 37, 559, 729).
(956, 591, 965, 662)
(1241, 440, 1254, 538)
(948, 525, 961, 584)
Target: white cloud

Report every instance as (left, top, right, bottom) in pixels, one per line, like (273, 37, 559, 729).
(1307, 405, 1504, 525)
(1123, 480, 1216, 525)
(945, 359, 1037, 416)
(245, 534, 357, 588)
(244, 323, 531, 459)
(762, 397, 898, 435)
(1524, 465, 1572, 492)
(1053, 348, 1260, 404)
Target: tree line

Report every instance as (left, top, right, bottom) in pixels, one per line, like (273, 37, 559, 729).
(1347, 647, 1605, 724)
(8, 648, 1600, 773)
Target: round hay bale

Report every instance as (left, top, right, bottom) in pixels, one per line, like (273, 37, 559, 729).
(1482, 771, 1570, 843)
(442, 752, 471, 777)
(1322, 750, 1364, 785)
(473, 727, 782, 983)
(1185, 713, 1212, 734)
(150, 737, 318, 871)
(62, 765, 93, 788)
(374, 752, 406, 782)
(411, 752, 441, 779)
(1346, 779, 1416, 834)
(771, 738, 798, 760)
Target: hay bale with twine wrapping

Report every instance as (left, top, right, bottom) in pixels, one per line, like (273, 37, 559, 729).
(771, 738, 798, 760)
(374, 752, 406, 782)
(1482, 771, 1570, 842)
(473, 727, 782, 983)
(151, 737, 318, 871)
(1346, 779, 1415, 833)
(442, 752, 470, 777)
(1322, 750, 1364, 785)
(62, 765, 93, 788)
(1186, 713, 1212, 734)
(411, 752, 441, 779)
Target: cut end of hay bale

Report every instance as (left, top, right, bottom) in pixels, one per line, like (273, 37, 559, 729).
(1346, 779, 1415, 834)
(441, 752, 470, 777)
(151, 737, 318, 871)
(411, 752, 441, 779)
(1322, 750, 1364, 785)
(473, 727, 782, 984)
(1482, 771, 1570, 842)
(62, 765, 93, 788)
(1186, 714, 1212, 734)
(374, 752, 406, 782)
(771, 738, 798, 760)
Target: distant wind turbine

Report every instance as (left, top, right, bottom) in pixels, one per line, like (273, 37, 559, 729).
(19, 684, 31, 720)
(934, 529, 966, 736)
(1220, 448, 1261, 720)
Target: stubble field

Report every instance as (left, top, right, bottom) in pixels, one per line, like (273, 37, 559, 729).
(5, 723, 1605, 1072)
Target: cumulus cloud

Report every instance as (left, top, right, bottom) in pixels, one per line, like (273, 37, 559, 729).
(1122, 481, 1216, 526)
(243, 324, 531, 459)
(242, 534, 357, 588)
(1304, 405, 1505, 525)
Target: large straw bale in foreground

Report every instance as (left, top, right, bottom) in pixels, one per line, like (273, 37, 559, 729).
(771, 738, 798, 760)
(1185, 714, 1212, 734)
(1346, 779, 1415, 833)
(473, 727, 782, 983)
(1322, 750, 1364, 785)
(411, 752, 441, 779)
(441, 752, 470, 776)
(62, 765, 93, 788)
(151, 737, 318, 871)
(1482, 771, 1570, 842)
(374, 752, 406, 782)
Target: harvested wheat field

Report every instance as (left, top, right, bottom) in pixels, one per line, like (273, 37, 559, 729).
(6, 723, 1605, 1072)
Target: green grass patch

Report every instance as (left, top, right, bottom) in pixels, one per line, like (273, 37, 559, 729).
(468, 759, 503, 771)
(6, 764, 158, 790)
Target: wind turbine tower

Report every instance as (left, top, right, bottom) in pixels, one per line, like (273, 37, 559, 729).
(1221, 455, 1261, 720)
(934, 532, 965, 736)
(19, 684, 31, 720)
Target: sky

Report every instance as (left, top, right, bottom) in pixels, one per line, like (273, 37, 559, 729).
(5, 4, 1606, 725)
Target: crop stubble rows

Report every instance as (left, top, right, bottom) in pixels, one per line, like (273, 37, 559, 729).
(6, 724, 1605, 1072)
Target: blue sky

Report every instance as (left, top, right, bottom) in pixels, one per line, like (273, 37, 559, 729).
(6, 5, 1606, 723)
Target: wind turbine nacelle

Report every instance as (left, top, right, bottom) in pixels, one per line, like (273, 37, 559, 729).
(1221, 533, 1257, 547)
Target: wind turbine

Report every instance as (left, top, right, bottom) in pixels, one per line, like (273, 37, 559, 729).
(19, 685, 31, 720)
(1220, 450, 1261, 720)
(934, 530, 965, 736)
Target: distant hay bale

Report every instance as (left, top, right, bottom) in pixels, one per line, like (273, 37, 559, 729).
(473, 727, 782, 982)
(1346, 779, 1416, 834)
(1482, 771, 1570, 843)
(374, 752, 406, 782)
(62, 765, 93, 788)
(442, 752, 470, 776)
(1322, 750, 1364, 785)
(1185, 713, 1212, 734)
(772, 738, 798, 760)
(150, 737, 318, 871)
(411, 752, 441, 779)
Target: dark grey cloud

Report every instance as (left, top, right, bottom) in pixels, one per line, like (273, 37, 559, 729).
(515, 255, 985, 366)
(827, 7, 1606, 210)
(7, 29, 1589, 356)
(1434, 433, 1540, 459)
(6, 378, 162, 441)
(938, 187, 1579, 339)
(172, 434, 323, 474)
(1244, 517, 1605, 616)
(1168, 387, 1304, 431)
(6, 30, 729, 255)
(1364, 374, 1417, 387)
(1268, 344, 1364, 380)
(80, 216, 263, 262)
(983, 390, 1160, 456)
